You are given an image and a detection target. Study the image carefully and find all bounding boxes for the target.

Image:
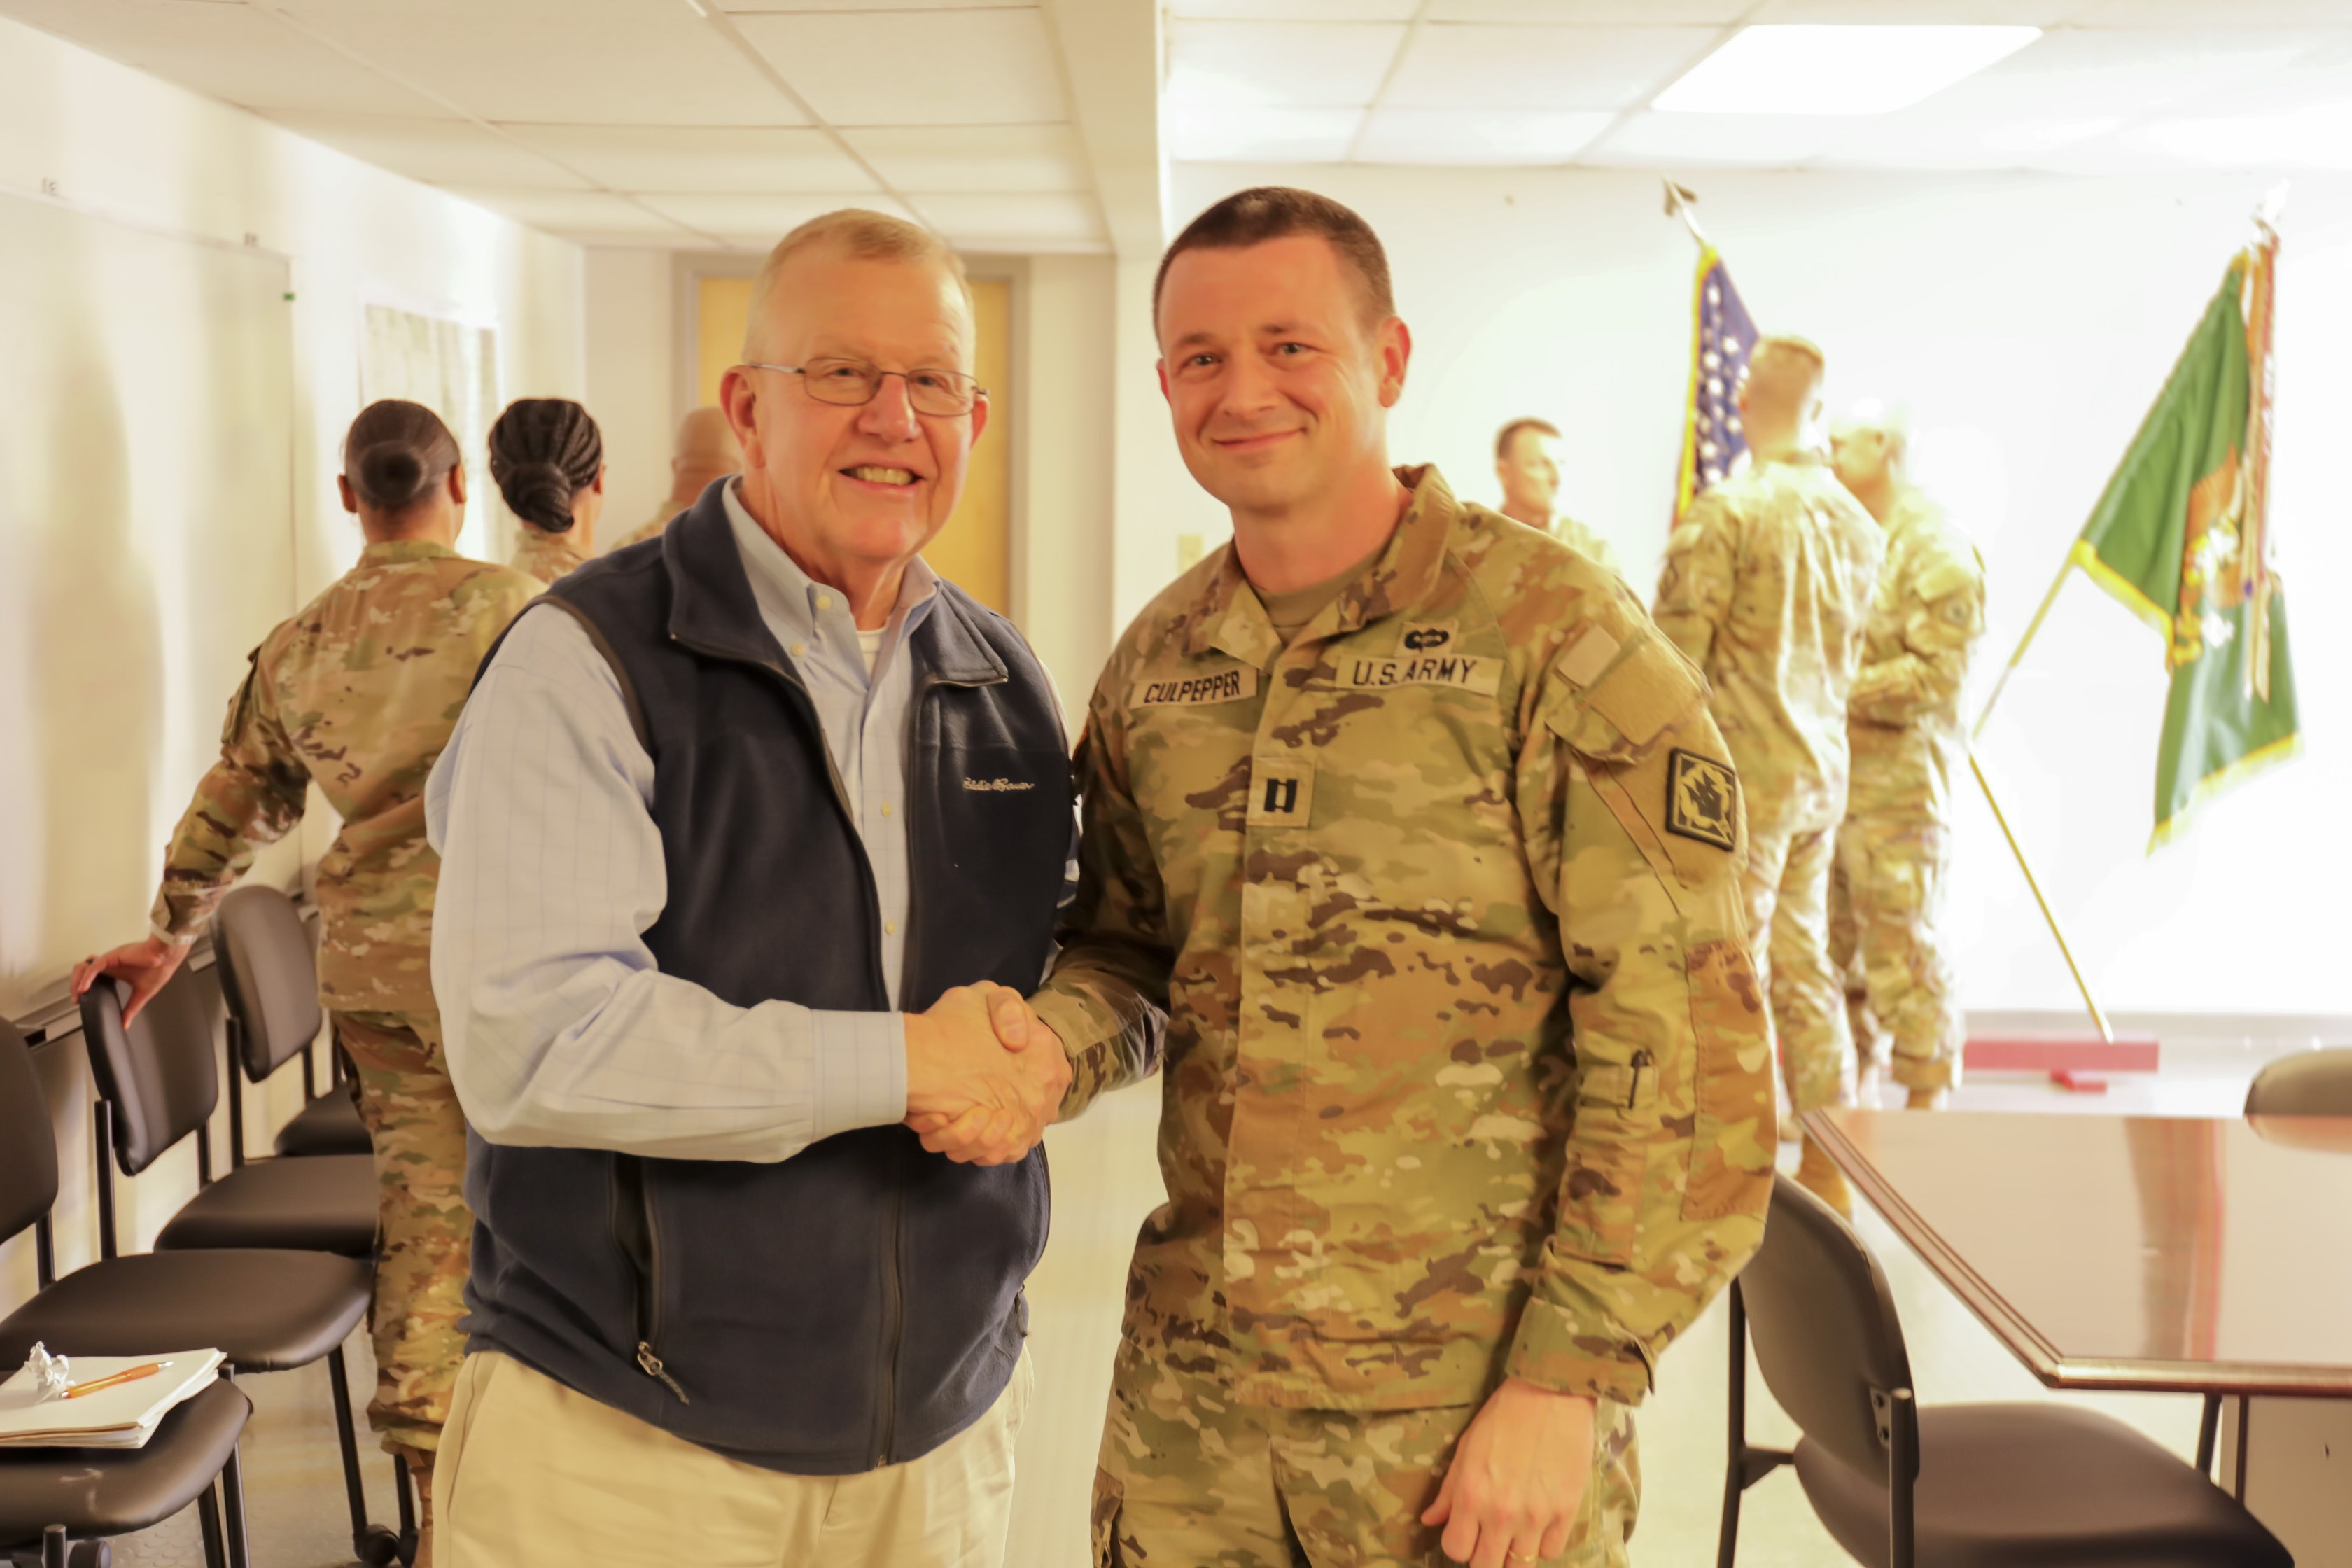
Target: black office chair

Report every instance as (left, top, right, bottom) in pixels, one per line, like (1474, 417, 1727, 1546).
(77, 976, 374, 1256)
(1718, 1173, 2289, 1568)
(2189, 1046, 2352, 1490)
(2244, 1046, 2352, 1116)
(211, 886, 369, 1161)
(70, 981, 414, 1564)
(0, 1019, 378, 1568)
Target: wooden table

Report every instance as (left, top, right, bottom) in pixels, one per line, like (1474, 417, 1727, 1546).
(1805, 1107, 2352, 1397)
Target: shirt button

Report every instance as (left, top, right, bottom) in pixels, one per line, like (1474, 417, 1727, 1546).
(881, 802, 894, 817)
(885, 920, 899, 936)
(816, 594, 834, 611)
(790, 641, 807, 658)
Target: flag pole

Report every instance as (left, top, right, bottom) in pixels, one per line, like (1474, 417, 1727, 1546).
(1970, 551, 2074, 742)
(1968, 751, 2115, 1043)
(1662, 179, 1709, 248)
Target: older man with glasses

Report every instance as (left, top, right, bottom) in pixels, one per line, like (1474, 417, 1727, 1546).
(422, 209, 1148, 1568)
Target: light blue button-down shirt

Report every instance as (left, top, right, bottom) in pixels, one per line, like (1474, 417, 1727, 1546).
(426, 481, 937, 1163)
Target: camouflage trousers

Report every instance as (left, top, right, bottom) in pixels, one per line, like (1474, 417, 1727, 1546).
(1093, 1356, 1635, 1568)
(333, 1008, 473, 1457)
(1829, 813, 1963, 1093)
(1741, 817, 1856, 1116)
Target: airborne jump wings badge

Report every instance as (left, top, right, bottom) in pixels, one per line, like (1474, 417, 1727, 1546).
(1665, 749, 1737, 851)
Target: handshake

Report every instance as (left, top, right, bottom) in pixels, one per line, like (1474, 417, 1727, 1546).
(903, 981, 1070, 1166)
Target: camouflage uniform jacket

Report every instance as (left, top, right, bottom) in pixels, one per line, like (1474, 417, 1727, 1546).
(1653, 449, 1884, 836)
(1029, 465, 1772, 1413)
(612, 503, 683, 554)
(1848, 489, 1986, 825)
(151, 541, 541, 1013)
(509, 527, 591, 587)
(1552, 514, 1621, 580)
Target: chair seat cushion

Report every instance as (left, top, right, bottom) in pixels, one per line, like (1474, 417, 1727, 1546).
(0, 1251, 372, 1373)
(1794, 1402, 2291, 1568)
(155, 1154, 377, 1256)
(273, 1090, 371, 1158)
(0, 1380, 249, 1548)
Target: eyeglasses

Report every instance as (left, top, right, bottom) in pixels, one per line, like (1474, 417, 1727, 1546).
(739, 358, 986, 418)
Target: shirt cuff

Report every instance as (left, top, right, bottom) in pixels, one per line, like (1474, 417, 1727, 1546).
(808, 1010, 909, 1144)
(1504, 1296, 1656, 1406)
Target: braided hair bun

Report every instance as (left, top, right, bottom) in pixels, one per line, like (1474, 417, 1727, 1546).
(489, 398, 603, 535)
(343, 400, 459, 511)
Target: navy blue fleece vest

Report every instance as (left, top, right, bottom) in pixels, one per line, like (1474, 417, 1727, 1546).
(459, 486, 1070, 1474)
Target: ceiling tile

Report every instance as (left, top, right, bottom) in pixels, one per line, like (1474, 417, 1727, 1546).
(2064, 0, 2352, 22)
(270, 0, 806, 126)
(1812, 111, 2126, 169)
(1908, 27, 2323, 121)
(1749, 0, 2094, 20)
(1166, 103, 1361, 162)
(634, 191, 919, 239)
(444, 186, 698, 241)
(1583, 111, 1851, 166)
(840, 125, 1091, 193)
(908, 190, 1105, 249)
(2124, 102, 2352, 169)
(1167, 19, 1406, 107)
(1171, 1, 1418, 17)
(0, 0, 447, 115)
(262, 111, 592, 189)
(1431, 1, 1750, 19)
(1354, 107, 1616, 163)
(496, 125, 874, 193)
(734, 9, 1066, 126)
(1386, 24, 1718, 110)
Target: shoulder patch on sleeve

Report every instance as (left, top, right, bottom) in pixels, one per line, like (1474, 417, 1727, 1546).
(1546, 626, 1706, 760)
(1665, 749, 1738, 850)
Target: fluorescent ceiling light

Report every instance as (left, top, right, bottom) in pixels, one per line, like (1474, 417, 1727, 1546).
(1654, 25, 2041, 117)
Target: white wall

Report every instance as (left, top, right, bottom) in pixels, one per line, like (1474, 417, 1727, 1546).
(1171, 162, 2352, 1021)
(0, 14, 586, 1310)
(583, 247, 677, 545)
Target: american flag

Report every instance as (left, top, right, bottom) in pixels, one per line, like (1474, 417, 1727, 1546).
(1674, 246, 1758, 522)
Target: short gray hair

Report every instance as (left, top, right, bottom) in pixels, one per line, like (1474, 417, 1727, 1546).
(741, 209, 972, 360)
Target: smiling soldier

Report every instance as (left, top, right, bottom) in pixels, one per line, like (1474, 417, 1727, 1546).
(951, 186, 1774, 1568)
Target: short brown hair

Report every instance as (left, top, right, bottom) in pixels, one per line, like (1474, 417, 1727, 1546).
(741, 209, 972, 360)
(1153, 186, 1395, 330)
(1742, 334, 1826, 405)
(1494, 417, 1560, 461)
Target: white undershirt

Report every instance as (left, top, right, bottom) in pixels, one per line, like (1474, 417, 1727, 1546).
(857, 626, 884, 676)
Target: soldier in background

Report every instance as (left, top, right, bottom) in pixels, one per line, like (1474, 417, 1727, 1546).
(73, 400, 541, 1568)
(609, 405, 741, 551)
(1494, 415, 1621, 575)
(932, 186, 1772, 1568)
(492, 397, 605, 586)
(1653, 337, 1882, 1217)
(1828, 401, 1985, 1112)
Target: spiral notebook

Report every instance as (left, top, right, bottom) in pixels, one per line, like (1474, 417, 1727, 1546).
(0, 1350, 225, 1450)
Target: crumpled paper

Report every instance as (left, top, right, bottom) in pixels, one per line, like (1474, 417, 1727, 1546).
(22, 1343, 70, 1402)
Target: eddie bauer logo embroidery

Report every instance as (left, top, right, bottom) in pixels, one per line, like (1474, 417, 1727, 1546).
(963, 778, 1034, 792)
(1664, 749, 1737, 851)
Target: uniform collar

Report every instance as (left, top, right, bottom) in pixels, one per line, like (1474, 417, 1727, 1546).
(359, 539, 458, 564)
(1189, 463, 1462, 665)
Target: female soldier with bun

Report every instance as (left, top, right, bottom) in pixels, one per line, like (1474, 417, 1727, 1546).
(489, 397, 604, 586)
(72, 400, 541, 1568)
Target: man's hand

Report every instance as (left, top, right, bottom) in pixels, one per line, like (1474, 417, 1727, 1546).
(71, 936, 193, 1028)
(903, 983, 1069, 1166)
(1422, 1380, 1595, 1568)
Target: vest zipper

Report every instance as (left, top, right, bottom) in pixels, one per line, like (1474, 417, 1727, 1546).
(615, 1156, 688, 1404)
(875, 1142, 906, 1466)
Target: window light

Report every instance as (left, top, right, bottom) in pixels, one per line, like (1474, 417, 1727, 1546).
(1653, 25, 2042, 117)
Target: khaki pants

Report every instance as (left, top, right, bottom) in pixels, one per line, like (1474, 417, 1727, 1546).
(335, 1008, 470, 1455)
(439, 1349, 1032, 1568)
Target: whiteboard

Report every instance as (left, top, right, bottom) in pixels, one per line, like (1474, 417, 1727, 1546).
(0, 191, 296, 1024)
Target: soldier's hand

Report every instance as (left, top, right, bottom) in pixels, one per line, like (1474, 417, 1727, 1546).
(904, 983, 1069, 1166)
(1422, 1379, 1595, 1568)
(71, 936, 194, 1028)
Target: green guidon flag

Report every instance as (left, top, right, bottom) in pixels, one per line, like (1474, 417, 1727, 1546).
(2071, 232, 2300, 848)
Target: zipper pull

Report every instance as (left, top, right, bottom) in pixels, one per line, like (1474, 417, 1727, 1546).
(636, 1342, 690, 1403)
(1627, 1049, 1653, 1110)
